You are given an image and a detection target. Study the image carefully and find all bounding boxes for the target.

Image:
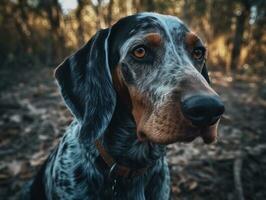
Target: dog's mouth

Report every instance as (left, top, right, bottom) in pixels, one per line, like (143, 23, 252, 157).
(137, 123, 218, 145)
(136, 101, 221, 145)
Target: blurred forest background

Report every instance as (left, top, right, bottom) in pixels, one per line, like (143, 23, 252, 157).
(0, 0, 266, 77)
(0, 0, 266, 200)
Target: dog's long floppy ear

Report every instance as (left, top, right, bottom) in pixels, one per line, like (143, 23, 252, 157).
(201, 63, 210, 84)
(54, 28, 116, 143)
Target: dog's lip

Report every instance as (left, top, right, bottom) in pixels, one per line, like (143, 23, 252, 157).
(200, 125, 217, 144)
(181, 125, 217, 144)
(137, 127, 201, 144)
(137, 125, 217, 144)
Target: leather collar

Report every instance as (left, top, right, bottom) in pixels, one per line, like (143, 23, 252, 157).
(95, 139, 147, 179)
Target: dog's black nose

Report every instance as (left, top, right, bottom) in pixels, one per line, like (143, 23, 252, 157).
(181, 95, 225, 126)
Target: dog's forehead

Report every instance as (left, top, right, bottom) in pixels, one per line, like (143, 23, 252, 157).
(116, 13, 189, 53)
(136, 12, 186, 32)
(130, 13, 188, 39)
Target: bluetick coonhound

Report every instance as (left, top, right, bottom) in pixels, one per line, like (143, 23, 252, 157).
(29, 12, 225, 200)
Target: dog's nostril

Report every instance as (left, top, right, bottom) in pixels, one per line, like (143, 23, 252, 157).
(187, 105, 224, 118)
(181, 94, 225, 127)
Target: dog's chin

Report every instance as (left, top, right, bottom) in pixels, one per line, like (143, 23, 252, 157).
(137, 123, 218, 145)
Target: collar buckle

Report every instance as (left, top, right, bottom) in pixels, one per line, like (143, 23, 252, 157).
(108, 163, 118, 180)
(95, 139, 146, 179)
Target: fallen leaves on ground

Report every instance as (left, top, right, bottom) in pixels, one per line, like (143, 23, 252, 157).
(0, 68, 265, 199)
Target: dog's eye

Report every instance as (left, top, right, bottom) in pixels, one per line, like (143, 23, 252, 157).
(132, 46, 146, 59)
(192, 47, 205, 61)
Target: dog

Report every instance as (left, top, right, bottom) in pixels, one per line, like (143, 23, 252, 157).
(29, 12, 225, 200)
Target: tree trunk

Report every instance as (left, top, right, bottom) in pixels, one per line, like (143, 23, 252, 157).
(107, 0, 114, 26)
(14, 0, 33, 53)
(146, 0, 155, 12)
(76, 0, 86, 46)
(44, 0, 64, 64)
(133, 0, 141, 12)
(92, 0, 103, 30)
(229, 1, 251, 72)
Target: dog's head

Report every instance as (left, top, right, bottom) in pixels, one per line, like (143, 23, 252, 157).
(55, 13, 224, 145)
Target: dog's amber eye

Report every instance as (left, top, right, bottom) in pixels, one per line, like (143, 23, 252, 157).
(132, 46, 146, 58)
(192, 47, 205, 60)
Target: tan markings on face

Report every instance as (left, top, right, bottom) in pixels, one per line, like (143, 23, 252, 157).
(112, 66, 152, 129)
(112, 66, 132, 108)
(144, 33, 162, 46)
(185, 32, 208, 59)
(185, 32, 200, 50)
(127, 87, 152, 129)
(139, 98, 220, 144)
(141, 102, 183, 144)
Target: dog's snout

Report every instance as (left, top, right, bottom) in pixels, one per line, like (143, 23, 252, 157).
(181, 95, 225, 127)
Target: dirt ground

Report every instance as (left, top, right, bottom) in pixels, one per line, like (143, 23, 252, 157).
(0, 67, 266, 200)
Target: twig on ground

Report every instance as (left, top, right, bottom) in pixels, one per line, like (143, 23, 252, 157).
(234, 153, 245, 200)
(0, 149, 17, 157)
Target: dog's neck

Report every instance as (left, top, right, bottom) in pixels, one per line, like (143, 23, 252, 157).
(103, 100, 165, 169)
